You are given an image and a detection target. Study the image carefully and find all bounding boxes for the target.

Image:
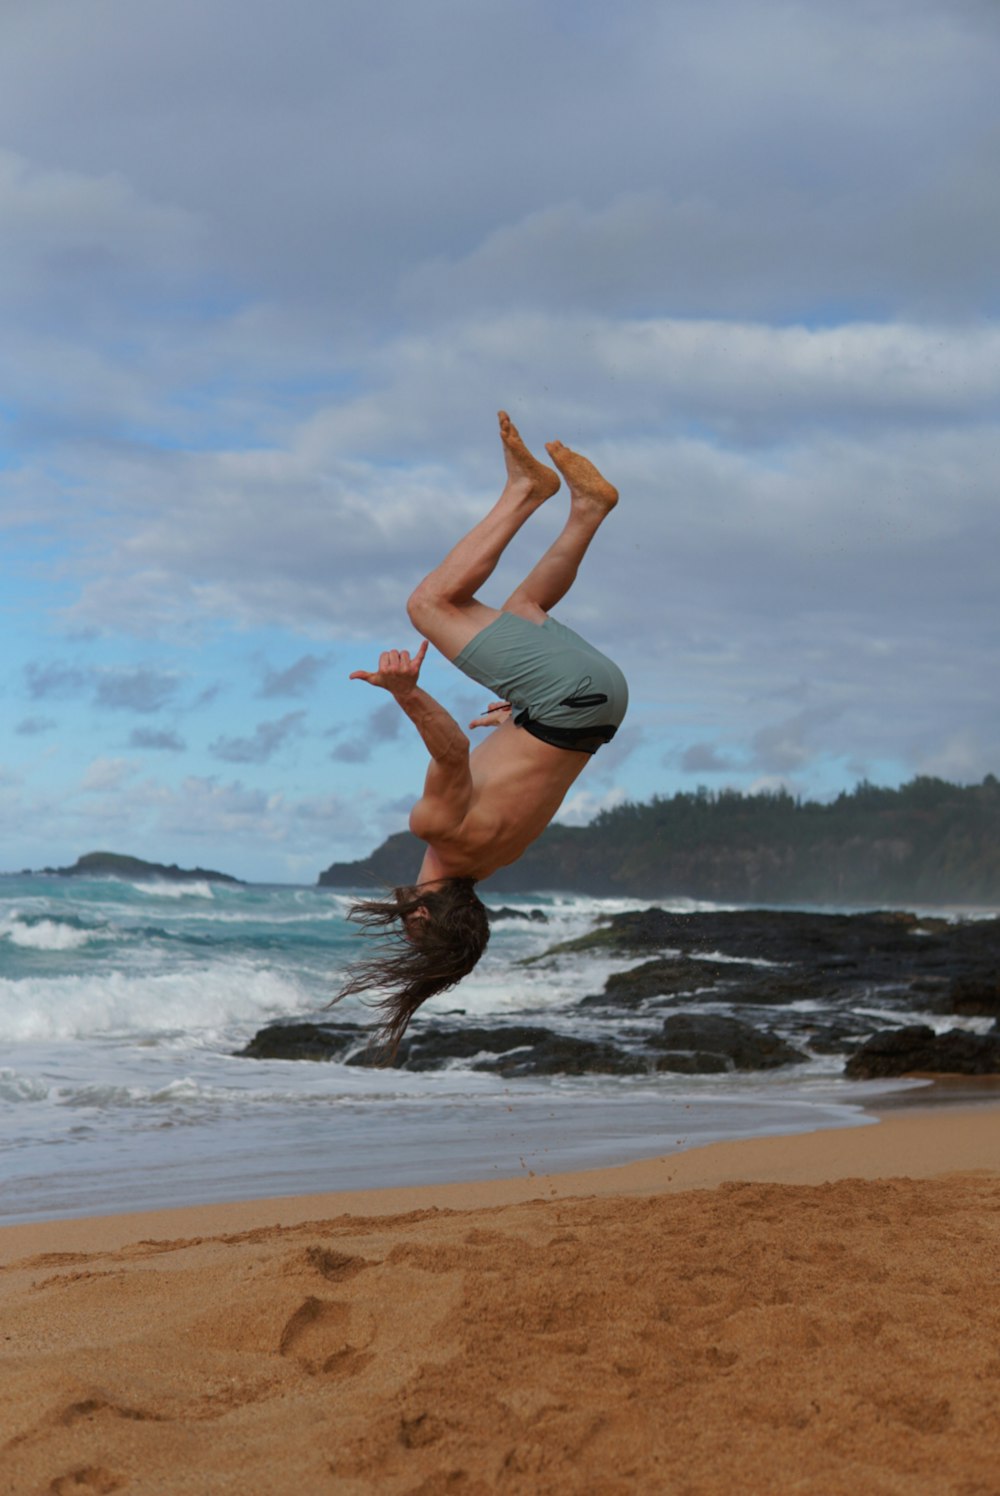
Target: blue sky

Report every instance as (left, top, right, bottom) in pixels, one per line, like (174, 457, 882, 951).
(1, 0, 998, 882)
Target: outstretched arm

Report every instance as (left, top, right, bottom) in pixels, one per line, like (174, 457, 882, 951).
(349, 643, 472, 835)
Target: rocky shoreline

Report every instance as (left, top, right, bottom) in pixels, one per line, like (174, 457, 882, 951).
(239, 906, 1000, 1080)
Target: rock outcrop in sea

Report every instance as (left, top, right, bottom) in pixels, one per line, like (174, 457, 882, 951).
(41, 851, 244, 885)
(238, 905, 1000, 1080)
(844, 1026, 1000, 1079)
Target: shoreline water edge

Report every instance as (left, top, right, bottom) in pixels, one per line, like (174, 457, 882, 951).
(2, 871, 998, 1225)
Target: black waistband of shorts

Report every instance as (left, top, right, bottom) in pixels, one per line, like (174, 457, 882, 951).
(514, 710, 618, 755)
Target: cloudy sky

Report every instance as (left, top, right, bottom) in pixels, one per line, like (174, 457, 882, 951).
(1, 0, 997, 883)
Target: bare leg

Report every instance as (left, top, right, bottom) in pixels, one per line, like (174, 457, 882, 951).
(502, 440, 618, 620)
(407, 412, 560, 660)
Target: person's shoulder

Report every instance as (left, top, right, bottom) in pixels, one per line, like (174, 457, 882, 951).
(409, 796, 468, 842)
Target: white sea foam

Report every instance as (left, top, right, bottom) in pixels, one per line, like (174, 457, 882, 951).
(693, 949, 786, 968)
(0, 1068, 50, 1103)
(130, 880, 216, 899)
(0, 875, 957, 1225)
(324, 893, 360, 916)
(58, 1077, 214, 1110)
(0, 962, 309, 1043)
(0, 915, 97, 952)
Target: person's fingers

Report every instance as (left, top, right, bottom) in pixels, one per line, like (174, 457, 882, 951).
(350, 643, 426, 687)
(469, 704, 511, 728)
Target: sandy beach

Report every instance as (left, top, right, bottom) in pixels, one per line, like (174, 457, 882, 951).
(2, 1103, 999, 1496)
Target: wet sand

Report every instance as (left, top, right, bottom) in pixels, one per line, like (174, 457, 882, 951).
(2, 1103, 999, 1495)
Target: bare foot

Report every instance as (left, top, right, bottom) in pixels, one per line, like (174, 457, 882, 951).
(545, 440, 618, 513)
(498, 411, 561, 502)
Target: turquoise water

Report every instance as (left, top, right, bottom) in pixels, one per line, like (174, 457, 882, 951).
(0, 874, 905, 1223)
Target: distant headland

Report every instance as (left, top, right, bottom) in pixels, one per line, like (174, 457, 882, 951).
(40, 852, 244, 886)
(317, 775, 1000, 904)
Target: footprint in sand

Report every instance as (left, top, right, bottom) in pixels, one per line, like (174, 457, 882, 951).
(56, 1394, 164, 1428)
(278, 1295, 373, 1378)
(48, 1466, 123, 1495)
(302, 1245, 373, 1283)
(2, 1392, 163, 1452)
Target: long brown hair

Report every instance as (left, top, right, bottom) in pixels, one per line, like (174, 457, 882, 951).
(332, 877, 490, 1059)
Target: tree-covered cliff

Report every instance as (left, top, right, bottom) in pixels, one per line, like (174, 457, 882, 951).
(318, 775, 1000, 903)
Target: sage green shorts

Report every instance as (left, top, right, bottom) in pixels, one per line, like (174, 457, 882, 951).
(453, 612, 628, 748)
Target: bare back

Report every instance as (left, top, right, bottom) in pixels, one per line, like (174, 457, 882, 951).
(411, 722, 588, 883)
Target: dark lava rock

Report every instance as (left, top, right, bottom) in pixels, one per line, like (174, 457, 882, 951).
(45, 850, 244, 886)
(543, 907, 998, 978)
(734, 972, 840, 1006)
(580, 959, 837, 1012)
(474, 1035, 647, 1078)
(239, 1021, 365, 1061)
(949, 974, 1000, 1017)
(845, 1024, 1000, 1079)
(486, 906, 549, 923)
(536, 907, 1000, 1027)
(346, 1023, 556, 1071)
(787, 1020, 871, 1056)
(649, 1014, 808, 1071)
(241, 1019, 647, 1076)
(579, 957, 738, 1009)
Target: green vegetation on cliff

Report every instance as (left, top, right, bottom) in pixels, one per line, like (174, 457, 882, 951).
(318, 775, 1000, 903)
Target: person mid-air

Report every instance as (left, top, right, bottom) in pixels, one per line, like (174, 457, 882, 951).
(339, 412, 628, 1053)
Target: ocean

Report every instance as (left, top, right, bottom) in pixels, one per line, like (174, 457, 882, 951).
(0, 872, 940, 1225)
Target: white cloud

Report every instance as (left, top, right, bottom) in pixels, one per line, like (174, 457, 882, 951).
(0, 0, 998, 878)
(209, 712, 306, 765)
(33, 309, 995, 639)
(555, 785, 628, 827)
(24, 768, 377, 875)
(129, 728, 185, 752)
(329, 700, 404, 766)
(918, 732, 997, 783)
(25, 662, 88, 700)
(0, 146, 201, 308)
(79, 757, 136, 794)
(751, 709, 842, 774)
(681, 742, 738, 774)
(2, 4, 997, 324)
(18, 316, 991, 799)
(93, 667, 180, 714)
(258, 654, 332, 699)
(15, 716, 57, 737)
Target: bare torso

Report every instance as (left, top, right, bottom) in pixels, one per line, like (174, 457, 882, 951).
(351, 416, 621, 895)
(412, 721, 588, 884)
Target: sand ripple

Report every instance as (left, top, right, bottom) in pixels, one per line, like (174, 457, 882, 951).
(3, 1164, 1000, 1494)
